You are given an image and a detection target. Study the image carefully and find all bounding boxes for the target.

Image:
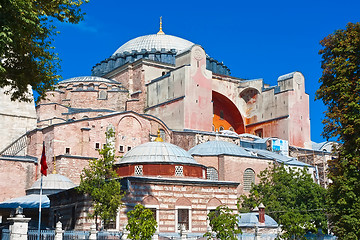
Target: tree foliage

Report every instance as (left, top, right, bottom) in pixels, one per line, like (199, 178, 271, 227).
(126, 204, 157, 240)
(239, 164, 327, 239)
(78, 129, 123, 228)
(317, 22, 360, 239)
(204, 205, 241, 240)
(0, 0, 87, 101)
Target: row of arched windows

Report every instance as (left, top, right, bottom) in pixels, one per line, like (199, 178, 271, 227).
(206, 167, 255, 191)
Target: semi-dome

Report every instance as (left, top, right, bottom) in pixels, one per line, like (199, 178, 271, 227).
(59, 76, 119, 84)
(116, 141, 199, 165)
(113, 34, 194, 56)
(26, 174, 76, 195)
(189, 140, 252, 157)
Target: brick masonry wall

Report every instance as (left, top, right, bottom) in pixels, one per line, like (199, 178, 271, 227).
(120, 180, 238, 233)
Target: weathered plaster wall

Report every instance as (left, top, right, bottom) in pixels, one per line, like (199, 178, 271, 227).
(0, 86, 37, 152)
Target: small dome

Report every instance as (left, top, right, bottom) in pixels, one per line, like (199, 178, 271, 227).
(238, 213, 279, 227)
(59, 76, 119, 84)
(26, 174, 76, 195)
(188, 140, 252, 157)
(116, 141, 199, 165)
(113, 34, 194, 55)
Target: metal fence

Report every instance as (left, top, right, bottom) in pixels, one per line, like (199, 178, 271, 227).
(97, 231, 122, 240)
(1, 229, 10, 240)
(304, 233, 337, 240)
(240, 233, 277, 240)
(63, 231, 90, 240)
(28, 230, 55, 240)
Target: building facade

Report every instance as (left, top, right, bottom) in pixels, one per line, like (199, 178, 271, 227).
(0, 27, 328, 235)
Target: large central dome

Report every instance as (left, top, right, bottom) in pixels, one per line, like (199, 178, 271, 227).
(113, 34, 194, 55)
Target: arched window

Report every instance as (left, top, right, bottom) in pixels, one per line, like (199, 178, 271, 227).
(206, 167, 218, 180)
(243, 168, 255, 191)
(98, 90, 107, 100)
(159, 129, 166, 141)
(77, 84, 83, 90)
(219, 126, 224, 131)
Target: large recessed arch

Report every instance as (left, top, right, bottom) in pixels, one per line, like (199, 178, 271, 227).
(212, 91, 245, 134)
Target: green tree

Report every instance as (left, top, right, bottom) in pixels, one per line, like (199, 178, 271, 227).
(239, 164, 327, 239)
(204, 205, 241, 240)
(78, 129, 123, 229)
(0, 0, 88, 101)
(317, 22, 360, 239)
(126, 204, 157, 240)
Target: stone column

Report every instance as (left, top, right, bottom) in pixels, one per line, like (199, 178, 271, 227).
(89, 224, 97, 240)
(152, 231, 159, 240)
(55, 221, 63, 240)
(122, 229, 129, 240)
(7, 212, 31, 240)
(180, 225, 187, 240)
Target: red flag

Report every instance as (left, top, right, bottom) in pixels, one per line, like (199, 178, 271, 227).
(40, 143, 48, 176)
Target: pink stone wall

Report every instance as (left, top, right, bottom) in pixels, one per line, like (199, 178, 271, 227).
(195, 155, 272, 196)
(0, 160, 37, 201)
(183, 46, 213, 132)
(27, 112, 172, 184)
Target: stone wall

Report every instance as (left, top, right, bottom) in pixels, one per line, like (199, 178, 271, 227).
(119, 178, 239, 233)
(0, 158, 37, 202)
(0, 86, 37, 152)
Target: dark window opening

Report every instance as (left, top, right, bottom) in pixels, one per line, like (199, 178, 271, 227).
(71, 206, 76, 229)
(149, 208, 157, 220)
(255, 129, 263, 138)
(104, 219, 116, 229)
(95, 143, 100, 150)
(119, 145, 124, 152)
(127, 146, 132, 151)
(178, 209, 189, 231)
(220, 110, 224, 119)
(65, 148, 70, 154)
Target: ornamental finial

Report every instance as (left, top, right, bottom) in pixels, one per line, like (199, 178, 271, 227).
(157, 16, 165, 35)
(155, 129, 163, 142)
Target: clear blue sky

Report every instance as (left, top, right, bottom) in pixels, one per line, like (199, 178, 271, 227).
(51, 0, 360, 143)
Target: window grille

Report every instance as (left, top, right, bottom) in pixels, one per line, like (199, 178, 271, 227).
(134, 165, 143, 176)
(175, 166, 183, 176)
(206, 167, 218, 180)
(243, 168, 255, 191)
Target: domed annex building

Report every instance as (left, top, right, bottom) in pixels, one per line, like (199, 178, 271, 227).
(0, 23, 333, 234)
(50, 137, 239, 234)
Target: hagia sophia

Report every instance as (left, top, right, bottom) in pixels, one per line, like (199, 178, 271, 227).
(0, 22, 335, 236)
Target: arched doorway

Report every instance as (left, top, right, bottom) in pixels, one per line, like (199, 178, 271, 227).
(212, 91, 245, 133)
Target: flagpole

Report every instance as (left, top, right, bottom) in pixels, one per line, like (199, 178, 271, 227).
(37, 174, 43, 240)
(38, 141, 47, 240)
